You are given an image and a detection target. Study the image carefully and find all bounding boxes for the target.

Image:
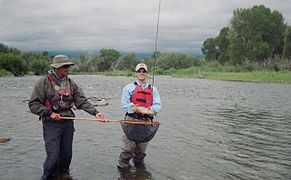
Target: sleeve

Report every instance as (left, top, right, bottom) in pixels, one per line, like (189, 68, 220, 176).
(71, 80, 99, 116)
(150, 86, 162, 113)
(121, 84, 135, 113)
(28, 77, 52, 117)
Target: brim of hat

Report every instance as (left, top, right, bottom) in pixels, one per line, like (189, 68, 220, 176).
(135, 67, 148, 72)
(51, 62, 74, 68)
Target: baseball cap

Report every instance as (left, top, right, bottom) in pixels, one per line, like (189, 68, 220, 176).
(135, 63, 148, 72)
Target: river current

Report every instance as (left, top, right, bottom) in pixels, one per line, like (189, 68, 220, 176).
(0, 75, 290, 180)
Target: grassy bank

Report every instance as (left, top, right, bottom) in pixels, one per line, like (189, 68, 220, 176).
(2, 67, 290, 83)
(79, 67, 291, 83)
(201, 71, 290, 83)
(94, 68, 291, 83)
(169, 67, 291, 83)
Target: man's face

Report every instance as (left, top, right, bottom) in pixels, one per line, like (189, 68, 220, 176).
(136, 68, 147, 81)
(56, 65, 71, 78)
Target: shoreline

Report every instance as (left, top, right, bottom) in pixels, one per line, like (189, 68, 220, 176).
(1, 71, 290, 84)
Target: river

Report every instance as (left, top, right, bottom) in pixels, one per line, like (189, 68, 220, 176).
(0, 75, 290, 180)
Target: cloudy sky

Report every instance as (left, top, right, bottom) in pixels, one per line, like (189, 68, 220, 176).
(1, 0, 291, 54)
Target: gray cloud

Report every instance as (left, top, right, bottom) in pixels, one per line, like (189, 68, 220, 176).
(0, 0, 291, 54)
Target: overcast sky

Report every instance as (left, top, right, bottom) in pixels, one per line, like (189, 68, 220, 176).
(1, 0, 291, 54)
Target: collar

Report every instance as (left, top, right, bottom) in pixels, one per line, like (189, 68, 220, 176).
(48, 70, 67, 86)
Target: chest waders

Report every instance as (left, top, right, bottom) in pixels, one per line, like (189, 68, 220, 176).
(121, 82, 159, 143)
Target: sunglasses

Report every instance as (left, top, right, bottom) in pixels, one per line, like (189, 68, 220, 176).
(137, 70, 147, 73)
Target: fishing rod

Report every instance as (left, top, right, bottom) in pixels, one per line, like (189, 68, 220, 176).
(152, 0, 162, 87)
(61, 116, 160, 125)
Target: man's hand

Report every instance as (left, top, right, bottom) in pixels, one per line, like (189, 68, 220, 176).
(50, 112, 61, 121)
(96, 112, 106, 122)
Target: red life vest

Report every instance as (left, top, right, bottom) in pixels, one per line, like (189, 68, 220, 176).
(131, 82, 153, 108)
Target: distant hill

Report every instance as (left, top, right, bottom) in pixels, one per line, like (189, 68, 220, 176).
(120, 52, 153, 59)
(47, 50, 92, 58)
(47, 50, 154, 59)
(27, 49, 202, 59)
(44, 50, 152, 59)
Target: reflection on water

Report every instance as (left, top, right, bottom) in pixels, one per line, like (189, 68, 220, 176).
(0, 75, 291, 179)
(118, 167, 153, 180)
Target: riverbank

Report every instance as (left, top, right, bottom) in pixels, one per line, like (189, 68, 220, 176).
(1, 68, 290, 83)
(101, 69, 291, 83)
(172, 70, 291, 83)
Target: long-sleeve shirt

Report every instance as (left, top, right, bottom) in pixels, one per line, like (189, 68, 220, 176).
(121, 81, 161, 114)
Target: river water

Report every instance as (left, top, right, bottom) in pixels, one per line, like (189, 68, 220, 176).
(0, 75, 290, 180)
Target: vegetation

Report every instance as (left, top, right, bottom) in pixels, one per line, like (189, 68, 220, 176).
(0, 69, 12, 76)
(202, 5, 291, 68)
(168, 66, 291, 83)
(0, 44, 50, 76)
(0, 5, 290, 83)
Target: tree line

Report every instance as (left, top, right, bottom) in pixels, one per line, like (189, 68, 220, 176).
(202, 5, 291, 71)
(70, 50, 200, 73)
(0, 43, 199, 76)
(0, 43, 50, 76)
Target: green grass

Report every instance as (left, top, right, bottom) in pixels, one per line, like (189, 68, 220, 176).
(79, 68, 291, 83)
(0, 69, 13, 77)
(204, 71, 291, 83)
(169, 66, 291, 83)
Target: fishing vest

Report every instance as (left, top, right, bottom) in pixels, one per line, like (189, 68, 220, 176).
(130, 82, 153, 108)
(44, 74, 74, 112)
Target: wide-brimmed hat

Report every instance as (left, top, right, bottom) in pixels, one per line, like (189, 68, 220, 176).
(135, 63, 148, 72)
(51, 55, 74, 68)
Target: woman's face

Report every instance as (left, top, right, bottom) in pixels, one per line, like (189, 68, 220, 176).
(136, 68, 147, 82)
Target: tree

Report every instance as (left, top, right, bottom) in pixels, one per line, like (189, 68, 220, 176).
(0, 53, 27, 76)
(155, 52, 197, 70)
(202, 38, 218, 61)
(97, 49, 121, 71)
(119, 53, 139, 71)
(229, 5, 285, 64)
(0, 43, 9, 53)
(158, 52, 176, 70)
(282, 26, 291, 59)
(42, 51, 49, 56)
(29, 57, 50, 75)
(76, 54, 94, 72)
(216, 27, 230, 64)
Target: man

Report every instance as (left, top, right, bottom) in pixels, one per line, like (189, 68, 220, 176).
(118, 63, 161, 170)
(28, 55, 105, 180)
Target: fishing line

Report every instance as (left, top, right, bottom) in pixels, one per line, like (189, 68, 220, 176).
(152, 0, 162, 87)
